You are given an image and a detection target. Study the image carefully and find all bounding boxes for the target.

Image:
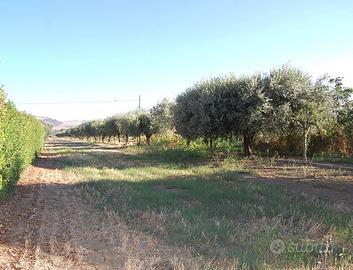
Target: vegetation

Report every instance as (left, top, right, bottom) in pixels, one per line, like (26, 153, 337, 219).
(174, 74, 269, 155)
(2, 63, 352, 268)
(0, 88, 46, 197)
(47, 140, 353, 269)
(58, 99, 175, 145)
(174, 65, 352, 159)
(60, 65, 353, 161)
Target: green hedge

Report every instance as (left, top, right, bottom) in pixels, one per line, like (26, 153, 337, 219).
(0, 90, 45, 197)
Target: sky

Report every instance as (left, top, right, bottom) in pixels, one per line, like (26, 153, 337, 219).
(1, 0, 353, 121)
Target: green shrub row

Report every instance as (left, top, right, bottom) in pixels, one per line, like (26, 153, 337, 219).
(58, 99, 174, 145)
(59, 65, 353, 159)
(0, 89, 45, 197)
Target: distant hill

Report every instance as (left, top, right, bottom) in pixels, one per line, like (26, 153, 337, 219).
(36, 116, 85, 130)
(36, 116, 62, 127)
(55, 120, 85, 130)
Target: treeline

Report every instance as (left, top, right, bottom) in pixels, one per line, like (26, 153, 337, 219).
(60, 65, 353, 159)
(57, 99, 174, 145)
(174, 65, 353, 159)
(0, 88, 46, 197)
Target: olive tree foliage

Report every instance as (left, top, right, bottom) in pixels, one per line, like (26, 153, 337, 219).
(173, 87, 202, 146)
(265, 65, 336, 159)
(150, 99, 175, 132)
(119, 112, 159, 144)
(319, 76, 353, 128)
(222, 74, 270, 155)
(61, 109, 162, 145)
(195, 77, 231, 151)
(174, 65, 340, 157)
(137, 112, 159, 145)
(84, 121, 101, 140)
(174, 77, 237, 150)
(174, 78, 227, 150)
(58, 65, 349, 157)
(119, 113, 140, 142)
(174, 74, 270, 155)
(102, 117, 121, 142)
(60, 121, 104, 141)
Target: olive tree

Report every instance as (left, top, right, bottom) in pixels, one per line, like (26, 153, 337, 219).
(102, 117, 121, 142)
(150, 99, 175, 131)
(221, 74, 269, 156)
(174, 74, 269, 155)
(322, 76, 353, 128)
(137, 112, 159, 145)
(266, 65, 335, 159)
(174, 86, 204, 146)
(119, 113, 140, 143)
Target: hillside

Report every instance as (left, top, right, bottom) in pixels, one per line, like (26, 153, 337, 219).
(36, 116, 84, 130)
(55, 120, 85, 130)
(36, 116, 62, 127)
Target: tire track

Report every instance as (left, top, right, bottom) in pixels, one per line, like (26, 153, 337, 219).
(0, 139, 191, 269)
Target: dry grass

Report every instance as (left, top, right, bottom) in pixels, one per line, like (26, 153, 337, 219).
(1, 138, 352, 269)
(49, 138, 352, 269)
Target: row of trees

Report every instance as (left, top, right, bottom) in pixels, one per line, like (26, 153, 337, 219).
(58, 99, 174, 145)
(174, 65, 353, 158)
(0, 88, 46, 196)
(60, 65, 352, 159)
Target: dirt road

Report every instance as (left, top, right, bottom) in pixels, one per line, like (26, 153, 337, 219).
(0, 140, 182, 270)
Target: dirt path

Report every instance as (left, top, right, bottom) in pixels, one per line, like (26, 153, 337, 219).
(0, 142, 186, 270)
(240, 159, 353, 208)
(277, 158, 353, 171)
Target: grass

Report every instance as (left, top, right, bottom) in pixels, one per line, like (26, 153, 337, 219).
(313, 153, 353, 165)
(49, 140, 353, 269)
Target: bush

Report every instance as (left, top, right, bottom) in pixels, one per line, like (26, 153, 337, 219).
(0, 90, 45, 197)
(151, 130, 185, 149)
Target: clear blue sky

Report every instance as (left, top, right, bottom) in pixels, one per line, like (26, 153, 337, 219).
(1, 0, 353, 120)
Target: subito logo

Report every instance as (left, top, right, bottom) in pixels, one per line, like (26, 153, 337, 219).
(270, 239, 285, 255)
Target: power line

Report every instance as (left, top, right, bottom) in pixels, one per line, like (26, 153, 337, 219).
(17, 99, 139, 105)
(16, 96, 164, 107)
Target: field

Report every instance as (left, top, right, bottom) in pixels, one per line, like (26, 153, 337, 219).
(0, 138, 352, 269)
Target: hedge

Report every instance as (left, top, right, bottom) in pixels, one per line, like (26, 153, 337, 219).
(0, 89, 45, 197)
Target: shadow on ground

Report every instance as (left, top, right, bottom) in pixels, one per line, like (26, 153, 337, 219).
(0, 138, 352, 269)
(1, 173, 352, 269)
(0, 170, 190, 269)
(37, 139, 207, 170)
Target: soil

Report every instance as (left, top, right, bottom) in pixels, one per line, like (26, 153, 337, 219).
(0, 140, 352, 269)
(0, 143, 185, 270)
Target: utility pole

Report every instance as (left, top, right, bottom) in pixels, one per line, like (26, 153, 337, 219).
(139, 95, 141, 111)
(138, 95, 142, 146)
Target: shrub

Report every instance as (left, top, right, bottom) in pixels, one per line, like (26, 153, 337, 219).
(0, 90, 45, 197)
(151, 130, 185, 149)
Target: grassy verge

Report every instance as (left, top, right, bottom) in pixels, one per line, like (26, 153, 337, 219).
(55, 142, 352, 269)
(312, 153, 353, 165)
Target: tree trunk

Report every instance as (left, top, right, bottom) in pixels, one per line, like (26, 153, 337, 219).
(146, 134, 151, 145)
(125, 135, 129, 144)
(303, 127, 310, 161)
(243, 133, 253, 157)
(209, 137, 214, 154)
